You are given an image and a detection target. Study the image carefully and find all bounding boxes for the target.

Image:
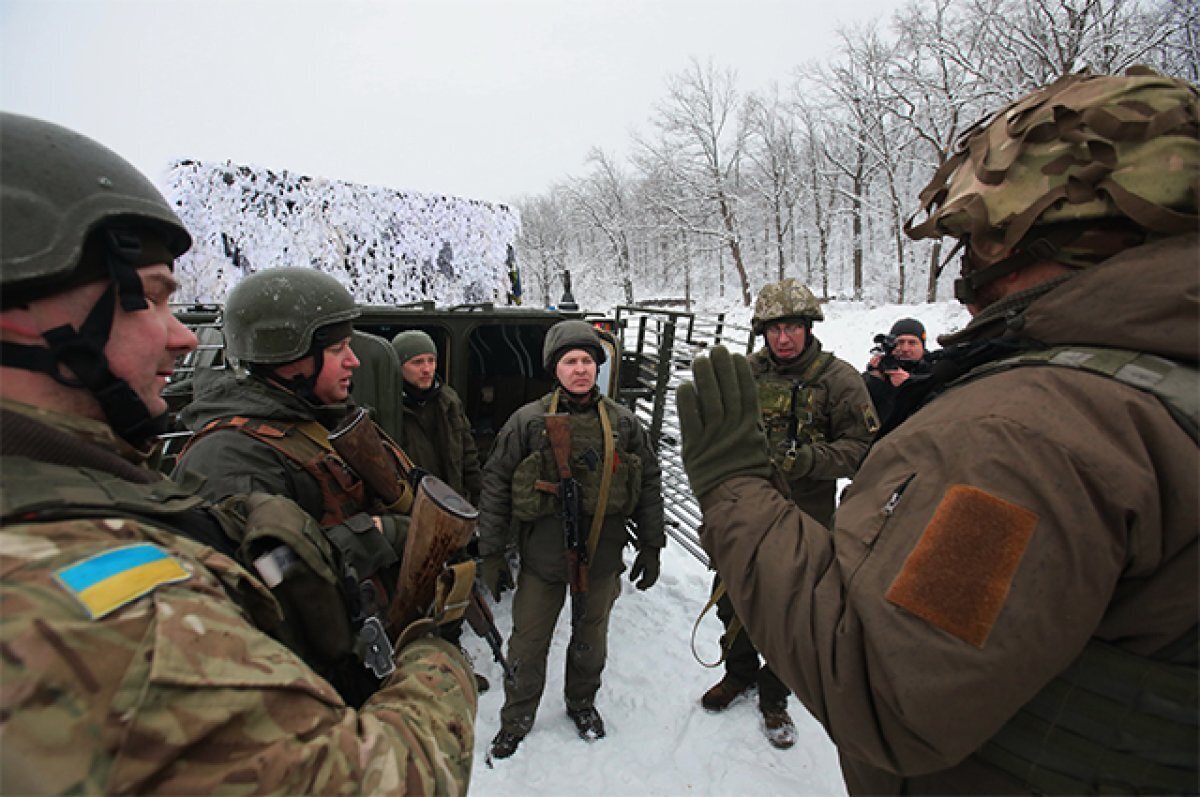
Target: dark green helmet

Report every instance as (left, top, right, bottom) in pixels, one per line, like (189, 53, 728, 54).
(542, 319, 608, 371)
(0, 111, 191, 301)
(224, 268, 360, 364)
(751, 278, 824, 334)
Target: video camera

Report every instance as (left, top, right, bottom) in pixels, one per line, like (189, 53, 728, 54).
(871, 333, 903, 373)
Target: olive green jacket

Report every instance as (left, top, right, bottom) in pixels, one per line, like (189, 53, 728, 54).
(0, 400, 476, 796)
(747, 337, 875, 526)
(400, 382, 482, 505)
(701, 235, 1199, 794)
(477, 391, 665, 580)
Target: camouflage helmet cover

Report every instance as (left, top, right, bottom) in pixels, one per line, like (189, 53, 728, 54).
(0, 112, 192, 296)
(224, 268, 360, 364)
(542, 319, 609, 372)
(905, 67, 1200, 267)
(751, 278, 824, 334)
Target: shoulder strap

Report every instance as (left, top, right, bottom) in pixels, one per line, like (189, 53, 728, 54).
(960, 346, 1199, 442)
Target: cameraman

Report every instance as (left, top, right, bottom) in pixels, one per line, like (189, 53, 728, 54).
(863, 318, 931, 426)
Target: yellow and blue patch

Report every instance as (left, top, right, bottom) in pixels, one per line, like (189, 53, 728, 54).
(54, 543, 191, 619)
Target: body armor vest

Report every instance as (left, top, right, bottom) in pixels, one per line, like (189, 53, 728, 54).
(510, 395, 643, 523)
(756, 352, 833, 474)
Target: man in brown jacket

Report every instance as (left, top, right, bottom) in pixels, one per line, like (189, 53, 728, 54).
(701, 278, 876, 749)
(678, 70, 1198, 794)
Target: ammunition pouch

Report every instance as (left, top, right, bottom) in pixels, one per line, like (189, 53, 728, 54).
(510, 409, 643, 522)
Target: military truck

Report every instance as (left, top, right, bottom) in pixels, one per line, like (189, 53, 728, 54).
(161, 296, 756, 565)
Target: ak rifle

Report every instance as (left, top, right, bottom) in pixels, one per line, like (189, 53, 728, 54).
(538, 413, 588, 630)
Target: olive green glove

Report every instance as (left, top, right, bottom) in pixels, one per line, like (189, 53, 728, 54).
(676, 346, 773, 499)
(479, 553, 514, 601)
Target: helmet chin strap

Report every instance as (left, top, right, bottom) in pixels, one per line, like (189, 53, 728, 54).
(254, 348, 326, 406)
(0, 230, 166, 447)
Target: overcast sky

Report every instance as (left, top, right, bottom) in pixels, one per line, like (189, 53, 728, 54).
(3, 0, 899, 205)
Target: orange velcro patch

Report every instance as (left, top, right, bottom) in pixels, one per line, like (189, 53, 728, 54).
(885, 484, 1037, 648)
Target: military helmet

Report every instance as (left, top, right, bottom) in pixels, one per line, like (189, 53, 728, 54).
(906, 67, 1199, 268)
(542, 319, 608, 371)
(751, 278, 824, 334)
(224, 268, 360, 364)
(0, 112, 192, 301)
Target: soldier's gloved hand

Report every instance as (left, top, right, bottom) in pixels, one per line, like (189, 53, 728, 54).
(629, 547, 661, 590)
(479, 553, 514, 601)
(676, 346, 773, 499)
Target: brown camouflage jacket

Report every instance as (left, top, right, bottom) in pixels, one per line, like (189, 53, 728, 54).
(0, 401, 476, 795)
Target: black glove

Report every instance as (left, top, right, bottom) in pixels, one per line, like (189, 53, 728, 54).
(676, 346, 773, 499)
(479, 553, 514, 601)
(629, 547, 661, 591)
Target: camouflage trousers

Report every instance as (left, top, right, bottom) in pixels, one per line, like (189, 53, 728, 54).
(499, 567, 622, 735)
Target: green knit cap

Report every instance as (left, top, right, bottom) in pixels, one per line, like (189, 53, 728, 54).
(391, 330, 437, 364)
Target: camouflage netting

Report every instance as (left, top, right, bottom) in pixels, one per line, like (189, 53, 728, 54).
(906, 67, 1200, 266)
(163, 160, 519, 305)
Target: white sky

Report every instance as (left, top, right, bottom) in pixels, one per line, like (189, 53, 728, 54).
(2, 0, 900, 205)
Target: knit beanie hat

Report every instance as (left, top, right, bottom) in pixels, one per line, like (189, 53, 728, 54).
(391, 330, 437, 364)
(888, 318, 926, 342)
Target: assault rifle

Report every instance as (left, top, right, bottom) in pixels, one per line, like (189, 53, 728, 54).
(329, 409, 508, 680)
(538, 413, 588, 630)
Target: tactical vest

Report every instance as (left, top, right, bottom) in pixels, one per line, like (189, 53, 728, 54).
(756, 352, 833, 474)
(510, 395, 643, 523)
(954, 345, 1199, 794)
(182, 417, 374, 527)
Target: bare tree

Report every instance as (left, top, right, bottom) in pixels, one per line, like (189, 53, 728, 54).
(563, 148, 637, 304)
(636, 58, 754, 306)
(514, 192, 571, 307)
(743, 84, 804, 282)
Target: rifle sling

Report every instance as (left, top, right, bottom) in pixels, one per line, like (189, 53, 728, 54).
(691, 579, 744, 668)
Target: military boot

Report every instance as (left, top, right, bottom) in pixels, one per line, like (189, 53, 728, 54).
(701, 674, 752, 712)
(489, 729, 524, 759)
(760, 701, 796, 750)
(566, 706, 606, 741)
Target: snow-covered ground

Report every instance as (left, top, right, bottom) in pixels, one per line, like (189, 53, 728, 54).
(462, 299, 973, 796)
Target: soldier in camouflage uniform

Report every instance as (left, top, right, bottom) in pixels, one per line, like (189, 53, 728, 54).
(476, 320, 666, 759)
(678, 69, 1198, 794)
(0, 112, 476, 795)
(172, 268, 420, 705)
(392, 330, 482, 505)
(700, 277, 876, 749)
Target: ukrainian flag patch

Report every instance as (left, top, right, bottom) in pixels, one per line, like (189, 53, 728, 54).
(54, 543, 191, 619)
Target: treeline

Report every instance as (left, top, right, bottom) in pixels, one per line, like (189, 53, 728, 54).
(514, 0, 1196, 308)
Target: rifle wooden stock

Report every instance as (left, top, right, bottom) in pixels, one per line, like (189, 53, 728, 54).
(328, 408, 413, 513)
(386, 475, 479, 639)
(543, 413, 589, 626)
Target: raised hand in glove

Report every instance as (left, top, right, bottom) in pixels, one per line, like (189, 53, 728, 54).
(629, 546, 661, 590)
(480, 553, 514, 601)
(676, 346, 773, 499)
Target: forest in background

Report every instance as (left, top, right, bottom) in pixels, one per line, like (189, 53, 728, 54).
(513, 0, 1197, 310)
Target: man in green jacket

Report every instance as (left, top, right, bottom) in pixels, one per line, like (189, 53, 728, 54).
(0, 112, 476, 795)
(392, 330, 482, 505)
(701, 277, 876, 749)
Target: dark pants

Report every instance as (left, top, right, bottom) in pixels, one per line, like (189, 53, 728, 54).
(713, 575, 791, 707)
(499, 567, 622, 735)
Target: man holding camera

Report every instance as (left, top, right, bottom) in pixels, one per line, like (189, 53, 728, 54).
(863, 317, 932, 427)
